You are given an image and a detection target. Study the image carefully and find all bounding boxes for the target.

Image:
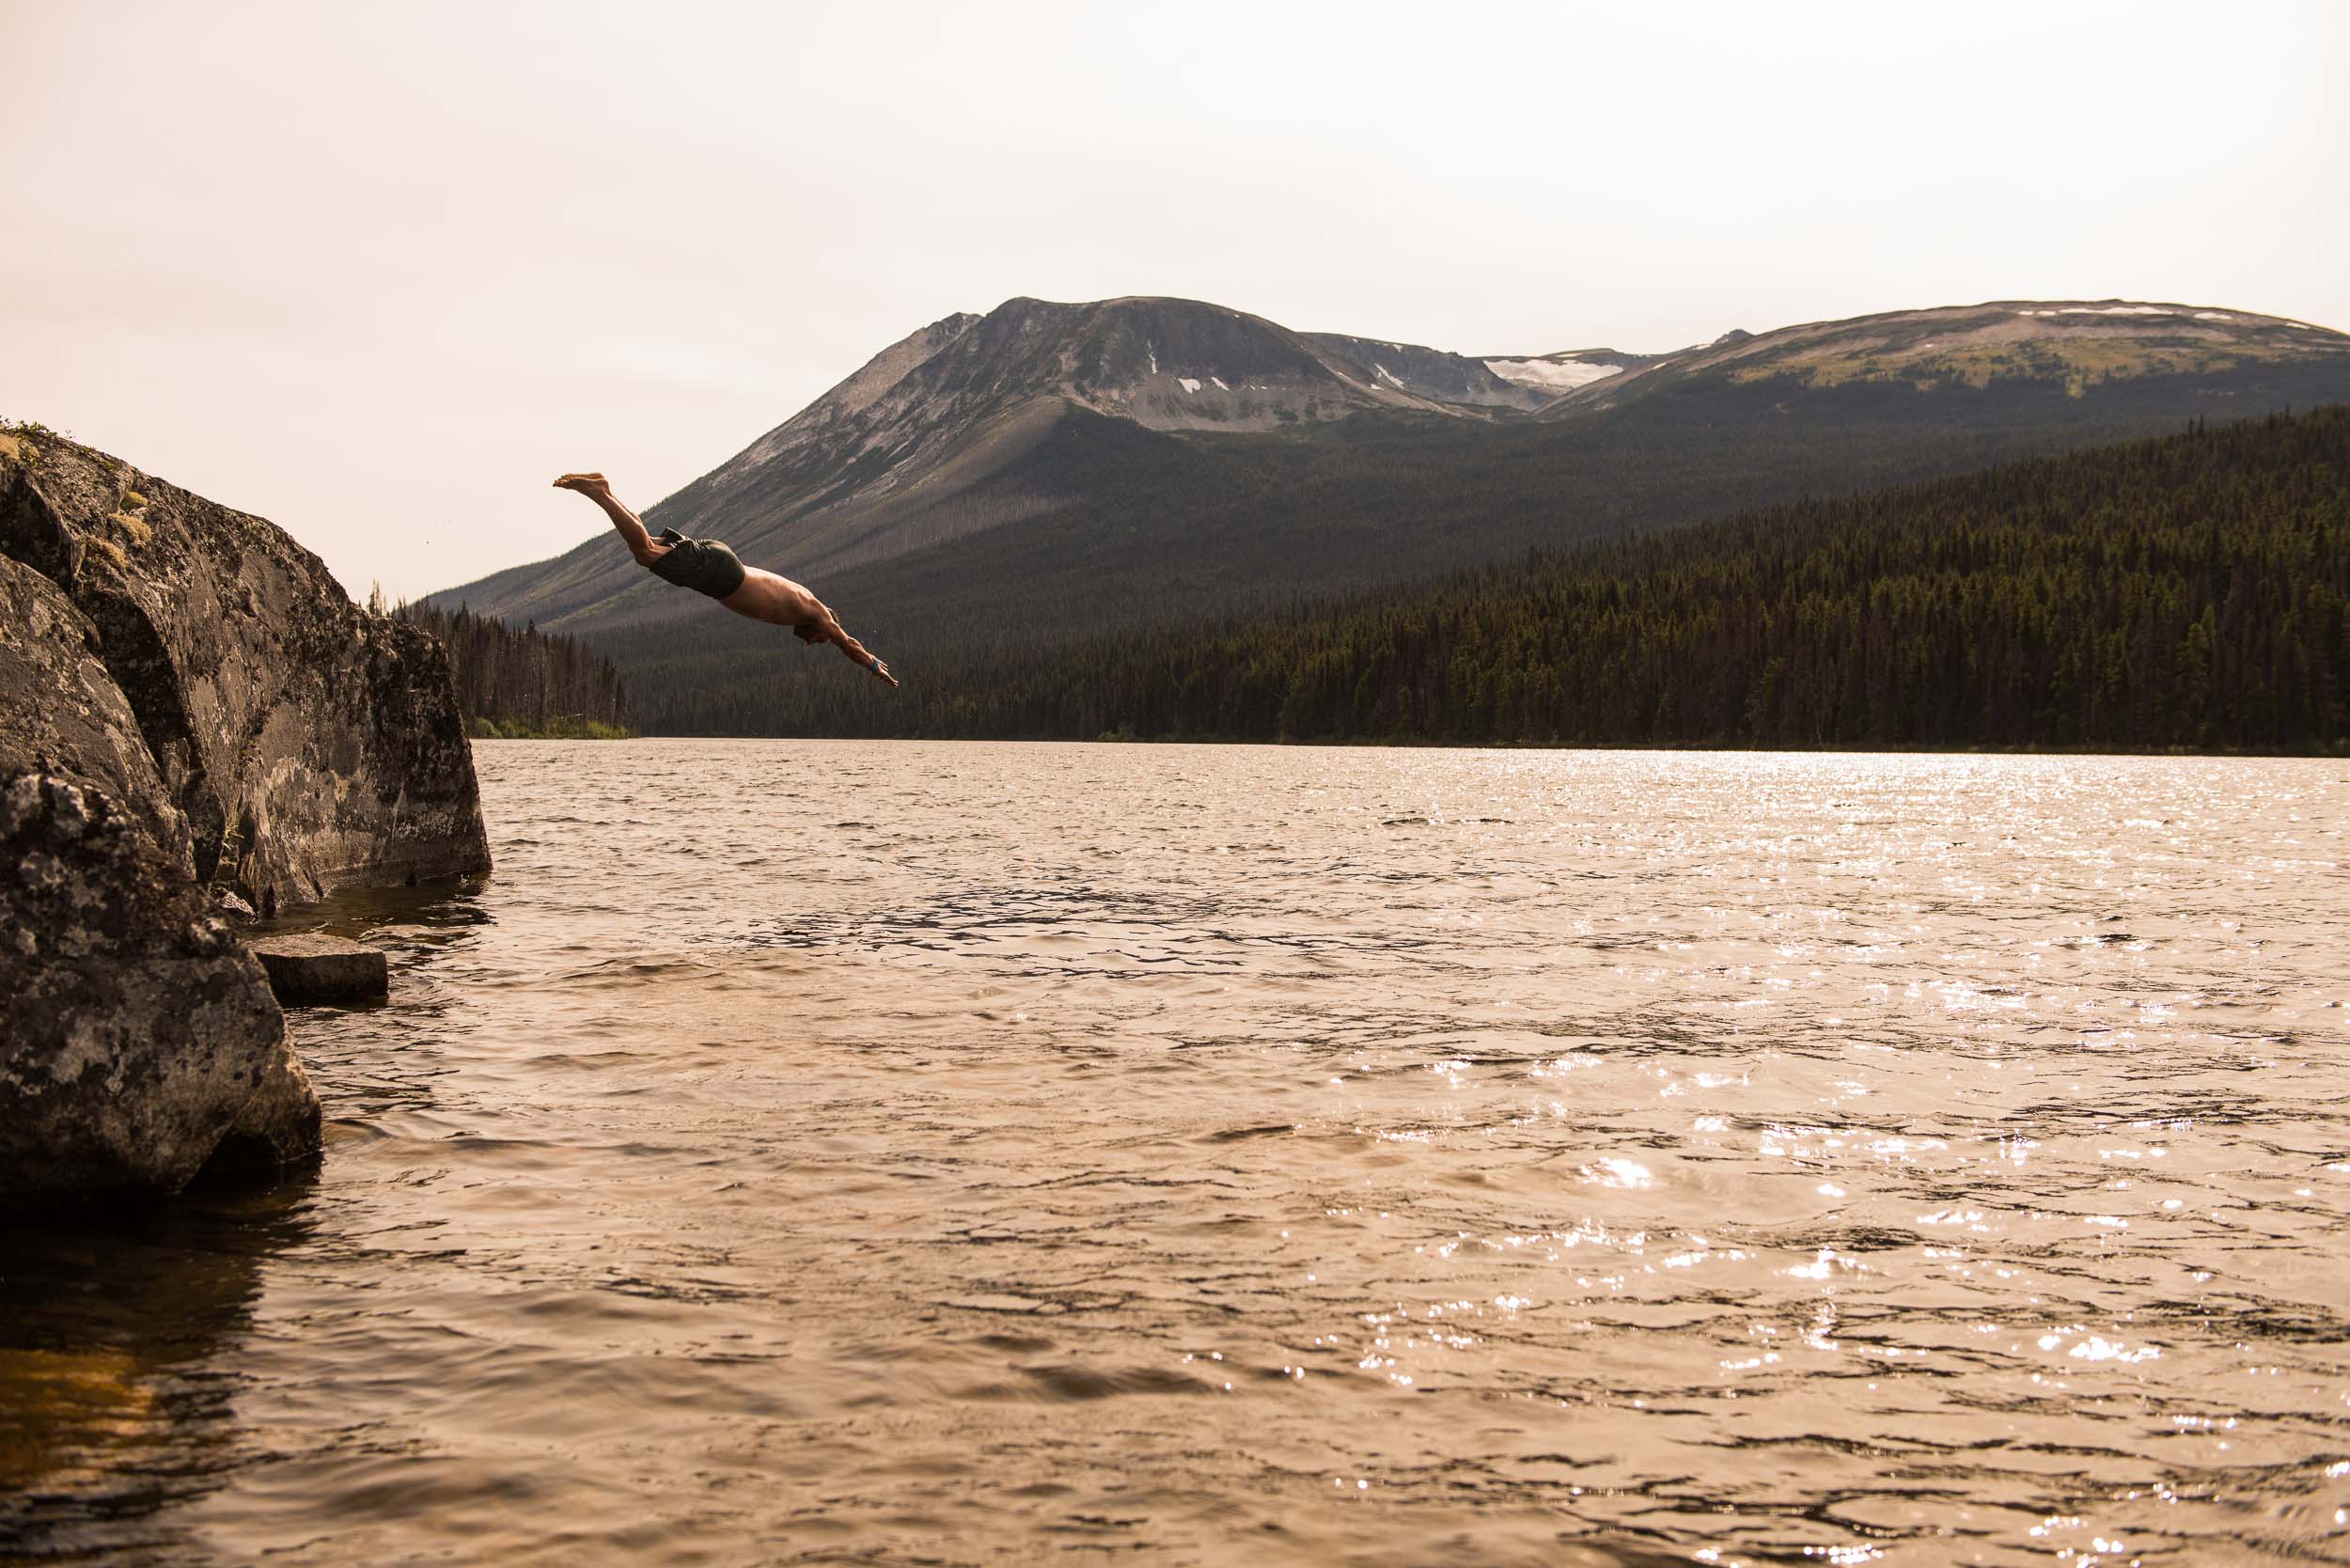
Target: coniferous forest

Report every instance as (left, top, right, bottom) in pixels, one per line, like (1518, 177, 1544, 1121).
(612, 408, 2348, 751)
(392, 601, 634, 737)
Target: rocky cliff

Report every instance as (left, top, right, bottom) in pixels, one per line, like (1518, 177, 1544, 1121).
(0, 428, 490, 909)
(0, 422, 487, 1203)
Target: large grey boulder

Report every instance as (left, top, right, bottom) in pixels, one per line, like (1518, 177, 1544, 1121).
(0, 774, 321, 1203)
(0, 429, 490, 910)
(0, 554, 192, 872)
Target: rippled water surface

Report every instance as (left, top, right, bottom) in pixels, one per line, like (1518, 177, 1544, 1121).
(6, 742, 2348, 1565)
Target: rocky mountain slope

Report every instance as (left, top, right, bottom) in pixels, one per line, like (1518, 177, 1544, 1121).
(1543, 301, 2341, 416)
(1298, 332, 1553, 411)
(442, 295, 1568, 626)
(432, 294, 2350, 694)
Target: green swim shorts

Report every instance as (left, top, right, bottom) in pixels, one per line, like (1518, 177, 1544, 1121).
(650, 537, 747, 600)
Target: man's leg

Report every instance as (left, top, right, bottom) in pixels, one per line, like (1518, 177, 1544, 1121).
(556, 474, 658, 565)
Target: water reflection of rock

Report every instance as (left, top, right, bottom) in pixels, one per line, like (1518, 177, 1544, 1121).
(248, 875, 494, 959)
(0, 882, 485, 1557)
(0, 1178, 317, 1558)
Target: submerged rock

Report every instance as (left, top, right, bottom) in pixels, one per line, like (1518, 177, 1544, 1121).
(0, 430, 490, 909)
(248, 933, 389, 1004)
(0, 774, 321, 1204)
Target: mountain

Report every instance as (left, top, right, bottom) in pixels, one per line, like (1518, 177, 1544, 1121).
(445, 297, 1548, 628)
(1543, 300, 2338, 416)
(431, 292, 2350, 733)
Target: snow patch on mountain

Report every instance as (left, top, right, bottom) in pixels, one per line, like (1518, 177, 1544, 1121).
(1482, 357, 1623, 392)
(2019, 306, 2180, 318)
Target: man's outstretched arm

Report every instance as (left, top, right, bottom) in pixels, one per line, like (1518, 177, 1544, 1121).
(555, 473, 659, 566)
(816, 611, 899, 688)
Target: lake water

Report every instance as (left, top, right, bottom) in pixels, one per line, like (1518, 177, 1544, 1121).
(4, 741, 2346, 1566)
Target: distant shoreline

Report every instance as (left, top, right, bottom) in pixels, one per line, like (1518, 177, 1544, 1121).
(471, 733, 2347, 760)
(467, 719, 632, 742)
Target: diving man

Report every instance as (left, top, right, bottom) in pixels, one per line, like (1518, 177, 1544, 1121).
(554, 474, 897, 687)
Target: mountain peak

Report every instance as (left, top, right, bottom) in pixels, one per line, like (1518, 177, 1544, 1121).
(577, 295, 1547, 605)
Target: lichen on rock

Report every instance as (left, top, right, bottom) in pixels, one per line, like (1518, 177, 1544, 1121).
(0, 554, 193, 872)
(1, 773, 321, 1204)
(0, 432, 491, 910)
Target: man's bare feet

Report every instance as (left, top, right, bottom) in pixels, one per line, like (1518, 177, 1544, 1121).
(553, 472, 609, 494)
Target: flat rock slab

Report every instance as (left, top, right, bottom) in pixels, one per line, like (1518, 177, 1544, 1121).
(248, 933, 387, 1004)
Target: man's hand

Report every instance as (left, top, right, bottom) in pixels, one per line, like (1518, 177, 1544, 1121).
(870, 656, 900, 689)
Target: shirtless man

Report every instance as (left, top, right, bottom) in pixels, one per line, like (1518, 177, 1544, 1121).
(554, 473, 896, 686)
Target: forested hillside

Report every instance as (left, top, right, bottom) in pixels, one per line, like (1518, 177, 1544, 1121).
(392, 601, 634, 738)
(620, 408, 2350, 751)
(599, 368, 2350, 734)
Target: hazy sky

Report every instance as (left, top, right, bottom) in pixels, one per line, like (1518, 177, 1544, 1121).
(5, 0, 2345, 600)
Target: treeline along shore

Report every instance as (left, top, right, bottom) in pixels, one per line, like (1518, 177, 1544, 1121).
(610, 408, 2350, 752)
(391, 599, 634, 738)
